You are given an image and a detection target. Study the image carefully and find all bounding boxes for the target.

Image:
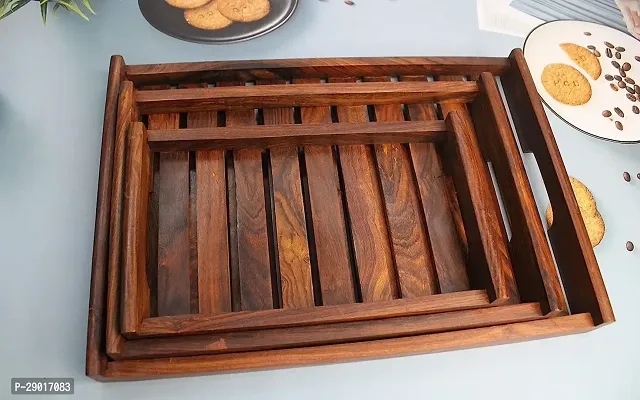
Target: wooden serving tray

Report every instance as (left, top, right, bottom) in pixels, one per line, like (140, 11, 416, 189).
(86, 51, 614, 381)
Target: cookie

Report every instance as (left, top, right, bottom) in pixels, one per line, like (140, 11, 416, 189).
(217, 0, 270, 22)
(541, 63, 592, 106)
(184, 1, 233, 30)
(560, 43, 602, 80)
(166, 0, 211, 9)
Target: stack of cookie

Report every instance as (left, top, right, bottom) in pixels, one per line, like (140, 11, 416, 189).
(166, 0, 271, 30)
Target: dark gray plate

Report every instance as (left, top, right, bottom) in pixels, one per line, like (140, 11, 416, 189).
(139, 0, 298, 44)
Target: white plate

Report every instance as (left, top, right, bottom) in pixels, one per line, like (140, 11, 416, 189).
(524, 20, 640, 143)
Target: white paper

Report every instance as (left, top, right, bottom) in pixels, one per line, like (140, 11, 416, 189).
(477, 0, 544, 37)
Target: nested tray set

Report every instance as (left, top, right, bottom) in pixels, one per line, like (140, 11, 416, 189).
(86, 50, 614, 381)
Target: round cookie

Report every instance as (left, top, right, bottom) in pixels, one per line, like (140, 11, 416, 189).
(166, 0, 211, 9)
(560, 43, 602, 80)
(184, 1, 233, 30)
(217, 0, 270, 22)
(541, 63, 592, 106)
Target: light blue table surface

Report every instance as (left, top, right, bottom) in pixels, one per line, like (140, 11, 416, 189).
(1, 1, 639, 398)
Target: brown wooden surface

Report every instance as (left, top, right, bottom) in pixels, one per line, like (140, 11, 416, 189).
(296, 78, 356, 306)
(501, 49, 614, 325)
(86, 55, 124, 377)
(118, 303, 543, 359)
(331, 77, 398, 302)
(185, 87, 231, 315)
(136, 290, 489, 336)
(121, 122, 151, 336)
(222, 82, 274, 311)
(125, 57, 511, 86)
(135, 81, 479, 114)
(471, 72, 567, 316)
(364, 76, 439, 297)
(147, 120, 447, 151)
(105, 313, 594, 379)
(444, 110, 519, 304)
(400, 75, 469, 293)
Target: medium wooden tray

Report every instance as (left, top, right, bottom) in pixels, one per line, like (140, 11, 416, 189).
(86, 51, 614, 381)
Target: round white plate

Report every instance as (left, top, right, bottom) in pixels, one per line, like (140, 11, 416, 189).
(524, 20, 640, 143)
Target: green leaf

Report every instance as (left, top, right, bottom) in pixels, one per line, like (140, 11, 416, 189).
(0, 0, 30, 21)
(40, 0, 48, 24)
(55, 0, 89, 20)
(79, 0, 94, 15)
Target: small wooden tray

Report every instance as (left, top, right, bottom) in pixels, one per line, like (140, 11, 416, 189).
(86, 51, 613, 381)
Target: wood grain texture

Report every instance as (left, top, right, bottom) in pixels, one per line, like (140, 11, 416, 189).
(222, 82, 274, 311)
(135, 81, 479, 114)
(147, 120, 447, 151)
(331, 77, 398, 302)
(295, 78, 355, 306)
(86, 55, 124, 377)
(120, 122, 151, 336)
(125, 57, 511, 86)
(501, 49, 614, 325)
(134, 290, 489, 336)
(471, 72, 567, 316)
(444, 110, 519, 305)
(186, 98, 231, 315)
(399, 75, 469, 293)
(364, 76, 438, 298)
(118, 303, 543, 359)
(259, 80, 314, 309)
(105, 313, 594, 379)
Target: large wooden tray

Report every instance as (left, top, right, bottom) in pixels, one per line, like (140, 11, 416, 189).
(86, 51, 614, 381)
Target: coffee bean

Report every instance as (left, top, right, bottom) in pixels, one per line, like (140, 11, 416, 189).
(615, 75, 623, 81)
(615, 107, 624, 117)
(584, 31, 592, 36)
(627, 93, 637, 102)
(636, 56, 640, 62)
(616, 46, 626, 52)
(624, 172, 631, 181)
(625, 77, 635, 84)
(611, 83, 619, 91)
(612, 60, 621, 68)
(606, 48, 613, 58)
(587, 45, 596, 50)
(605, 41, 614, 48)
(627, 86, 636, 94)
(593, 50, 601, 57)
(623, 62, 631, 71)
(635, 85, 640, 93)
(618, 81, 627, 88)
(605, 74, 614, 81)
(620, 69, 627, 78)
(616, 121, 623, 130)
(602, 110, 612, 117)
(627, 241, 635, 251)
(616, 51, 622, 59)
(637, 173, 640, 180)
(633, 106, 640, 114)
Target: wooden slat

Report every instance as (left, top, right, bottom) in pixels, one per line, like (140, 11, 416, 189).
(259, 80, 314, 309)
(118, 303, 543, 359)
(331, 77, 398, 302)
(135, 81, 479, 114)
(471, 72, 568, 316)
(221, 82, 274, 311)
(147, 120, 448, 151)
(120, 122, 151, 336)
(86, 55, 124, 377)
(295, 78, 355, 306)
(501, 49, 614, 325)
(400, 75, 469, 293)
(444, 110, 519, 304)
(185, 90, 231, 315)
(105, 313, 594, 379)
(135, 290, 489, 336)
(125, 57, 510, 86)
(364, 76, 438, 297)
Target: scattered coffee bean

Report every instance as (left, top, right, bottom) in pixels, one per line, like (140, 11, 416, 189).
(623, 62, 631, 71)
(605, 74, 614, 81)
(615, 75, 623, 81)
(602, 109, 612, 117)
(635, 85, 640, 93)
(627, 93, 637, 102)
(606, 48, 613, 58)
(616, 46, 626, 52)
(612, 60, 621, 68)
(587, 45, 596, 50)
(611, 83, 619, 91)
(625, 77, 635, 84)
(605, 41, 614, 48)
(584, 31, 592, 36)
(624, 171, 631, 181)
(616, 51, 622, 59)
(344, 0, 354, 4)
(627, 86, 636, 94)
(636, 56, 640, 62)
(633, 105, 640, 114)
(615, 107, 625, 117)
(627, 241, 635, 252)
(620, 69, 627, 78)
(637, 173, 640, 180)
(593, 50, 601, 57)
(618, 80, 627, 88)
(616, 121, 624, 130)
